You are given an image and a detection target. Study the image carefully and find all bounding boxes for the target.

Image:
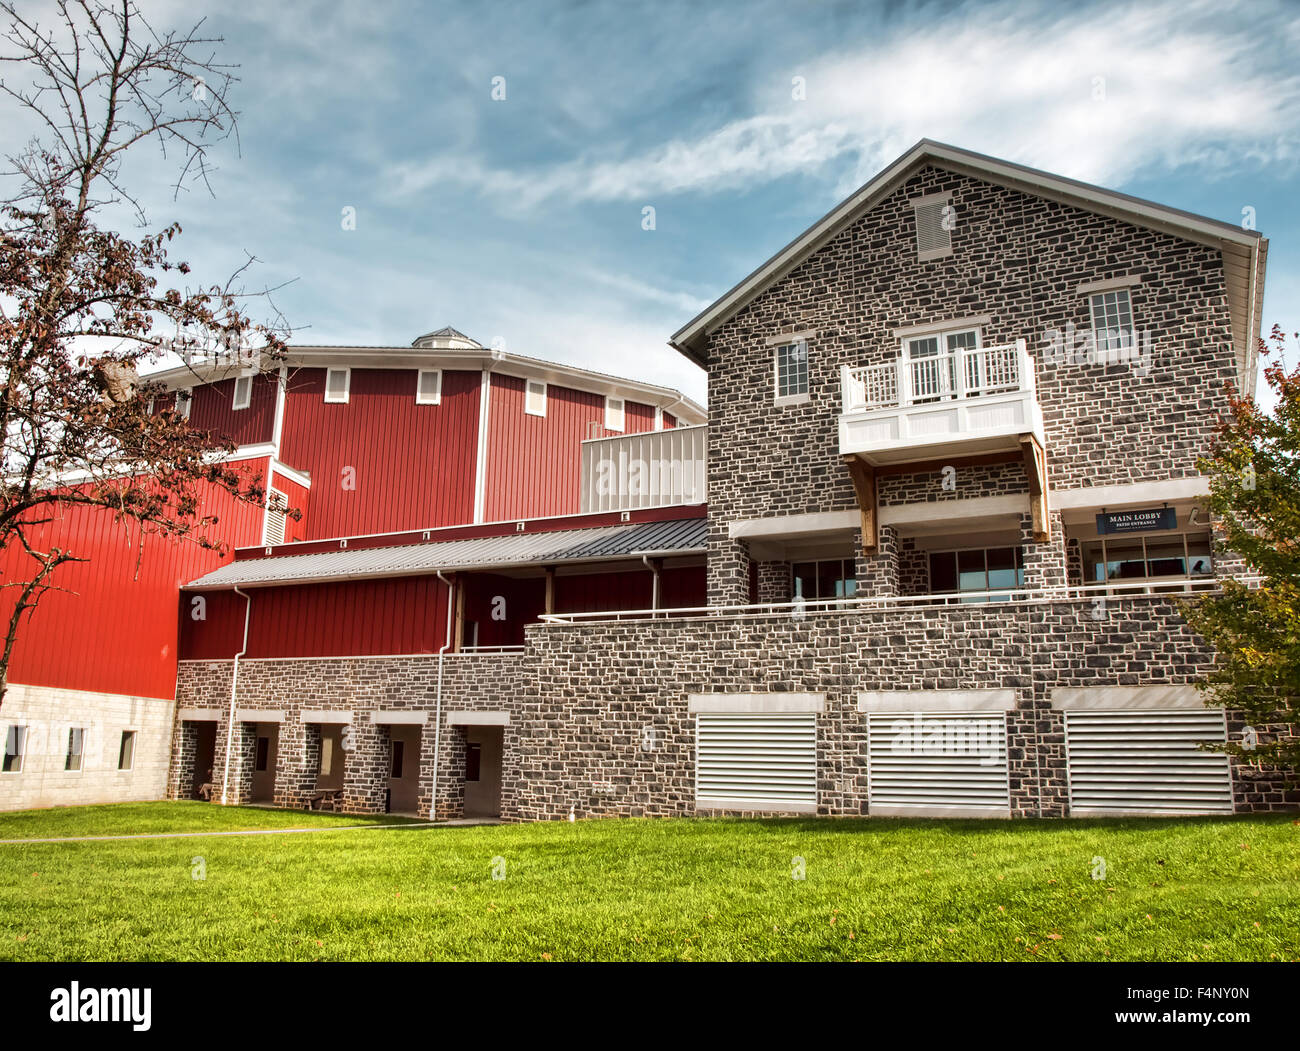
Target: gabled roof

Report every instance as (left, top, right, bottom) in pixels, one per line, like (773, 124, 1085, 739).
(183, 515, 707, 590)
(669, 139, 1267, 393)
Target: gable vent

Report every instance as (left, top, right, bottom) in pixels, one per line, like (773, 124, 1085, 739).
(913, 194, 953, 260)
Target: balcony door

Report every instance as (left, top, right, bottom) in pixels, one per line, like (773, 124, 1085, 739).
(905, 328, 980, 402)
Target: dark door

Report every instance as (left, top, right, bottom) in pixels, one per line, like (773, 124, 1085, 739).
(251, 723, 279, 803)
(191, 722, 217, 800)
(387, 726, 421, 814)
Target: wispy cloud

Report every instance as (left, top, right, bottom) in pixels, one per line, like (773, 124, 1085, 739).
(388, 0, 1300, 209)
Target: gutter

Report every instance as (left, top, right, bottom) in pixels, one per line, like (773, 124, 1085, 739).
(219, 586, 253, 805)
(430, 571, 456, 819)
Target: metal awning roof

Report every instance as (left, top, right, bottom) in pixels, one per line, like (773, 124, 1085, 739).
(184, 516, 707, 589)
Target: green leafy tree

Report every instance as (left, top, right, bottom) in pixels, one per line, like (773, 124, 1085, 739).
(1184, 324, 1300, 772)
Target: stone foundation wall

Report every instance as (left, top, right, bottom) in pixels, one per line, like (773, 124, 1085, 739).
(171, 597, 1297, 822)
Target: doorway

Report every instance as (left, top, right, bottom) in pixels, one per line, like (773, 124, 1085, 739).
(190, 721, 217, 800)
(387, 726, 421, 814)
(463, 726, 503, 818)
(251, 723, 279, 803)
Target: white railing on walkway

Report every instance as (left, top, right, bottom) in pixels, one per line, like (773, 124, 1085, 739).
(842, 339, 1035, 414)
(536, 575, 1240, 626)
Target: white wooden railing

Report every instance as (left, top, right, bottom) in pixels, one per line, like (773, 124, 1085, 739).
(842, 339, 1035, 413)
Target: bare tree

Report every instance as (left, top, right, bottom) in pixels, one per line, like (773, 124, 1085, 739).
(0, 0, 294, 707)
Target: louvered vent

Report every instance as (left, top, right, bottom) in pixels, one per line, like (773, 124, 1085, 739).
(1065, 709, 1233, 815)
(265, 489, 288, 546)
(866, 712, 1009, 814)
(696, 713, 817, 810)
(913, 197, 952, 259)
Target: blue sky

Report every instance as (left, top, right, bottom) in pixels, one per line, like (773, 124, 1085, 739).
(16, 0, 1300, 405)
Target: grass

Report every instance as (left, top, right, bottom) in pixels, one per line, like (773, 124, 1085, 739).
(0, 803, 1296, 961)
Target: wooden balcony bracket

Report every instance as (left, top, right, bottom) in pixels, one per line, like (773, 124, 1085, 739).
(1019, 433, 1051, 542)
(842, 454, 878, 555)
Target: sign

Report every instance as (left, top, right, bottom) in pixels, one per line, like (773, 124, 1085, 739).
(1095, 506, 1178, 535)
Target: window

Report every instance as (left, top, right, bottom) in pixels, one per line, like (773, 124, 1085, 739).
(177, 388, 192, 420)
(118, 730, 136, 771)
(232, 373, 253, 411)
(912, 193, 953, 260)
(4, 725, 27, 773)
(324, 368, 350, 403)
(928, 547, 1025, 601)
(390, 740, 404, 779)
(774, 340, 809, 404)
(1081, 532, 1213, 587)
(605, 396, 625, 432)
(1089, 289, 1136, 357)
(465, 742, 482, 782)
(264, 488, 288, 546)
(255, 736, 270, 772)
(66, 727, 85, 772)
(525, 380, 547, 417)
(416, 368, 442, 405)
(791, 559, 857, 602)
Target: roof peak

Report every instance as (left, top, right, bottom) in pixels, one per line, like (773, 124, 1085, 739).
(411, 326, 480, 349)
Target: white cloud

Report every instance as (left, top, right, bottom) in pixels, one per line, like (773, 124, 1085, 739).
(389, 0, 1300, 208)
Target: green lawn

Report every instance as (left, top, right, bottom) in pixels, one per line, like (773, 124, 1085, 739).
(0, 803, 1296, 961)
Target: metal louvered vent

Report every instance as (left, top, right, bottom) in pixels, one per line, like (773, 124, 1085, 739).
(914, 198, 952, 259)
(867, 712, 1010, 815)
(1065, 709, 1233, 816)
(695, 713, 817, 810)
(264, 489, 288, 546)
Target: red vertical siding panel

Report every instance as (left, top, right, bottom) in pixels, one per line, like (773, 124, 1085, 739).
(1, 458, 269, 698)
(625, 401, 656, 433)
(278, 368, 480, 539)
(187, 374, 277, 446)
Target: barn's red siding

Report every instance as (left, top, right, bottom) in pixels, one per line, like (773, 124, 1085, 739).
(181, 575, 452, 660)
(2, 459, 269, 699)
(186, 374, 278, 447)
(278, 368, 480, 539)
(483, 376, 658, 522)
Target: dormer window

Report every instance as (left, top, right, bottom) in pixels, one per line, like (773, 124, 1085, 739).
(525, 380, 547, 417)
(325, 368, 350, 404)
(232, 372, 253, 411)
(177, 388, 192, 420)
(605, 396, 625, 432)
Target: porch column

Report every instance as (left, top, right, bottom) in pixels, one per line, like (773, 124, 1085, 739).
(211, 718, 256, 806)
(274, 721, 320, 810)
(1020, 511, 1067, 590)
(855, 524, 899, 597)
(756, 561, 789, 604)
(707, 522, 753, 607)
(166, 721, 198, 801)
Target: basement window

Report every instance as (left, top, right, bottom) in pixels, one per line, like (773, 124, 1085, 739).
(416, 368, 442, 405)
(118, 730, 136, 771)
(3, 725, 27, 773)
(232, 372, 253, 411)
(66, 728, 85, 772)
(605, 396, 625, 432)
(525, 380, 547, 417)
(774, 340, 809, 405)
(912, 193, 953, 261)
(324, 368, 351, 404)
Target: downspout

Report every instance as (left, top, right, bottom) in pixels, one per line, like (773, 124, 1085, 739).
(642, 555, 660, 610)
(219, 586, 252, 805)
(431, 570, 456, 820)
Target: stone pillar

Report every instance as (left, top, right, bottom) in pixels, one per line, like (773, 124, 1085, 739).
(707, 524, 753, 607)
(275, 720, 320, 810)
(1209, 512, 1251, 584)
(756, 561, 789, 604)
(855, 525, 899, 597)
(211, 718, 255, 805)
(167, 720, 198, 800)
(342, 720, 388, 814)
(1020, 511, 1066, 590)
(418, 719, 466, 821)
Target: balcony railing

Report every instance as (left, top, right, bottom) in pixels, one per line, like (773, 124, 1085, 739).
(536, 575, 1237, 626)
(842, 340, 1035, 413)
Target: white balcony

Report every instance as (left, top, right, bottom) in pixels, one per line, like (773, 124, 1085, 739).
(840, 340, 1045, 465)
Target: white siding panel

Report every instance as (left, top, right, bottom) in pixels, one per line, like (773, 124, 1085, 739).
(867, 712, 1010, 815)
(1065, 709, 1233, 815)
(695, 713, 817, 810)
